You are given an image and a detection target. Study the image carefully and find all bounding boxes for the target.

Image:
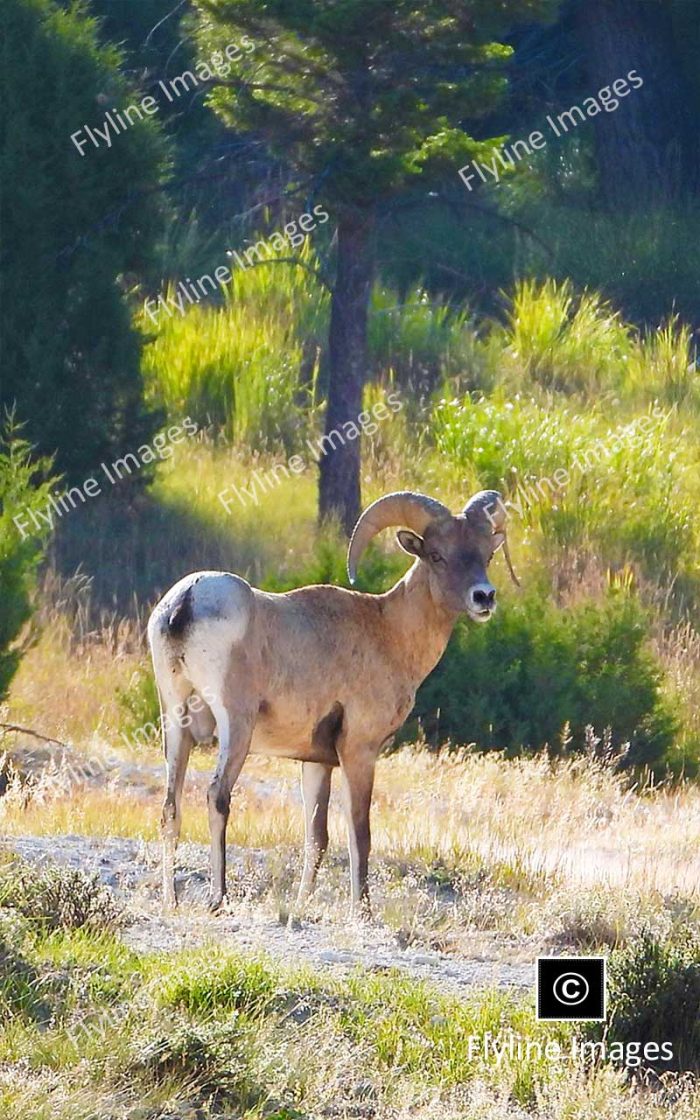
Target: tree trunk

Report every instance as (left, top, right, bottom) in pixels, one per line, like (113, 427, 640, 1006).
(574, 0, 699, 206)
(318, 208, 375, 535)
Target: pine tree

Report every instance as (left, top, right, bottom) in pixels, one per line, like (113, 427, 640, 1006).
(194, 0, 557, 531)
(0, 0, 169, 482)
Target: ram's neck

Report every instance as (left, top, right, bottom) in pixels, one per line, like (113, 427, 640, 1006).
(382, 561, 459, 684)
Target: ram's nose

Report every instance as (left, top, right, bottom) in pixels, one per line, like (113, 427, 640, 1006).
(468, 583, 496, 619)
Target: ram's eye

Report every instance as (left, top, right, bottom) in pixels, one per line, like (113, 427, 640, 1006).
(429, 551, 444, 564)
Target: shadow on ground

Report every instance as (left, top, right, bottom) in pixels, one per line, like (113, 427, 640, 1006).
(46, 491, 279, 620)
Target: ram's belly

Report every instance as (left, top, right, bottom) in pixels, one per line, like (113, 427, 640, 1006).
(249, 716, 340, 766)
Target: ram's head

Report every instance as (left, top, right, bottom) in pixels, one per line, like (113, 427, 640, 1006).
(347, 490, 519, 621)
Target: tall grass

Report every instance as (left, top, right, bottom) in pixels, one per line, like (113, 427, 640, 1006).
(487, 278, 697, 405)
(495, 279, 633, 395)
(626, 317, 698, 407)
(140, 241, 327, 450)
(368, 284, 477, 388)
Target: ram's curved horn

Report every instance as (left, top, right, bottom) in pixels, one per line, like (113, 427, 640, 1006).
(463, 489, 520, 587)
(347, 492, 451, 584)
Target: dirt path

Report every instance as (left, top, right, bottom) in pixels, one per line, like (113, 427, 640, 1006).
(3, 833, 536, 995)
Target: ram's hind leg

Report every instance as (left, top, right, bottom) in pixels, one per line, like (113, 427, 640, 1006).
(207, 701, 255, 912)
(160, 692, 194, 910)
(296, 762, 333, 909)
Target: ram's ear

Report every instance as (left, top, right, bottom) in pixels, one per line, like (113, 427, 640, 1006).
(397, 529, 425, 558)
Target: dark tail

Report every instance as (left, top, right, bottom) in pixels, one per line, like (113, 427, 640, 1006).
(167, 585, 192, 636)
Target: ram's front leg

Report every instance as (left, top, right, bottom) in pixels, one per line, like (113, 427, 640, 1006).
(206, 702, 255, 911)
(338, 746, 376, 918)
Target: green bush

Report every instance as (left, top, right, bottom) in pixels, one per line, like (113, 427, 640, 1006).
(593, 930, 700, 1071)
(261, 530, 405, 595)
(408, 587, 676, 766)
(0, 425, 55, 700)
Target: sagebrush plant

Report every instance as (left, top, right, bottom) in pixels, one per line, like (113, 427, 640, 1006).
(588, 929, 700, 1071)
(0, 860, 122, 933)
(131, 1017, 250, 1096)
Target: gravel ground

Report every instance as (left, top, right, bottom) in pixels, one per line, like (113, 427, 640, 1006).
(2, 832, 536, 995)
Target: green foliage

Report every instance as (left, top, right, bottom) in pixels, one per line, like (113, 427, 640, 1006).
(0, 424, 55, 700)
(369, 284, 474, 387)
(194, 0, 558, 211)
(410, 587, 676, 766)
(433, 289, 700, 584)
(510, 202, 700, 328)
(433, 390, 602, 490)
(0, 0, 168, 481)
(261, 528, 405, 594)
(115, 664, 160, 743)
(380, 195, 700, 330)
(595, 930, 700, 1071)
(496, 279, 633, 395)
(155, 950, 279, 1016)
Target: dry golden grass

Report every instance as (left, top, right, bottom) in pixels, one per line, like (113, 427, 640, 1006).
(3, 742, 699, 903)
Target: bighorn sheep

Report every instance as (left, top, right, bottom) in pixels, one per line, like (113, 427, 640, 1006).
(147, 490, 518, 914)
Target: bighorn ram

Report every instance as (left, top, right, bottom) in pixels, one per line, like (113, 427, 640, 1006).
(148, 490, 517, 914)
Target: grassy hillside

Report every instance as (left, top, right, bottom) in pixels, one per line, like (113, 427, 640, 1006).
(19, 266, 699, 773)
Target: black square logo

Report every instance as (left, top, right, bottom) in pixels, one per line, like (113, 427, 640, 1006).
(537, 957, 606, 1021)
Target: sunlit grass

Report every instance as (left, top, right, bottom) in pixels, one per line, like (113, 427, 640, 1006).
(1, 923, 699, 1120)
(140, 241, 326, 450)
(3, 747, 700, 900)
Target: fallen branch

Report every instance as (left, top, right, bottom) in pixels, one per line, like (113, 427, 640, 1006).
(0, 722, 72, 753)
